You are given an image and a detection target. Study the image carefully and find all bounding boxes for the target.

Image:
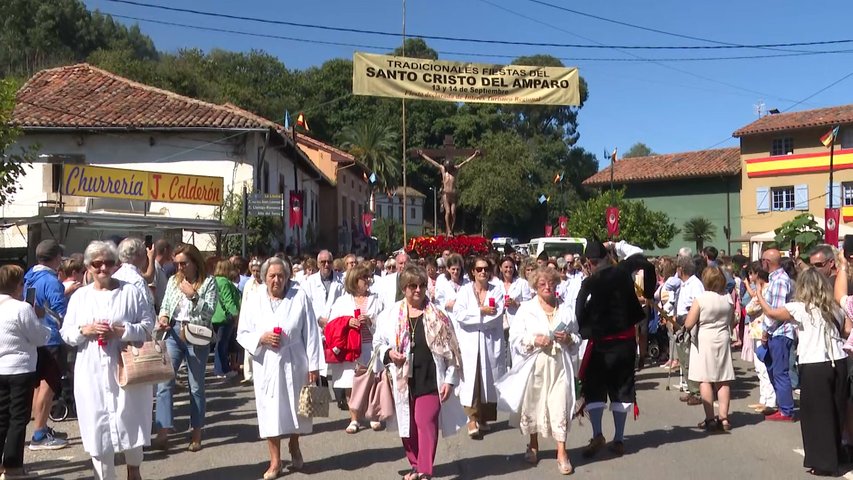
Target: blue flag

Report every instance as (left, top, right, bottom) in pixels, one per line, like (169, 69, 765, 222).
(538, 194, 547, 204)
(369, 172, 377, 184)
(283, 110, 291, 129)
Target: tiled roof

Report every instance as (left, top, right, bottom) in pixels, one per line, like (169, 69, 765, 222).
(294, 134, 355, 162)
(13, 64, 271, 130)
(582, 147, 741, 186)
(733, 104, 853, 137)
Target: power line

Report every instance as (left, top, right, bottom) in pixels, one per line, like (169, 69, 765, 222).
(109, 14, 853, 63)
(525, 0, 807, 53)
(781, 69, 853, 112)
(105, 0, 853, 52)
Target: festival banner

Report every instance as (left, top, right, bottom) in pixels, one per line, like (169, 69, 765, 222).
(606, 206, 620, 237)
(62, 164, 223, 206)
(544, 224, 553, 237)
(362, 211, 374, 237)
(826, 208, 841, 246)
(290, 191, 303, 228)
(353, 52, 580, 106)
(558, 216, 569, 236)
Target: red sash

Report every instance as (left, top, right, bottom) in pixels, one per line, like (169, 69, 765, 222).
(577, 326, 640, 420)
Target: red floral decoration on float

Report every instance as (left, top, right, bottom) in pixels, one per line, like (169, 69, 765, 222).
(405, 235, 492, 257)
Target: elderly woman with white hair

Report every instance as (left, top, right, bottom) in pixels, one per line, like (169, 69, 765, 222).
(59, 241, 155, 480)
(113, 237, 154, 309)
(237, 257, 321, 480)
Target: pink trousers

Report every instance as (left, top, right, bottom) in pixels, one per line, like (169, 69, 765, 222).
(402, 393, 441, 476)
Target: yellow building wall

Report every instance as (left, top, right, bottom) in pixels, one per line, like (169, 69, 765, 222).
(740, 126, 853, 235)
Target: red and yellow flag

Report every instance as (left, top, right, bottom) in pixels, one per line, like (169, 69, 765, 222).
(820, 126, 839, 148)
(296, 112, 310, 131)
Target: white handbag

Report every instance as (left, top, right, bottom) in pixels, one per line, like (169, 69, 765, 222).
(182, 323, 214, 346)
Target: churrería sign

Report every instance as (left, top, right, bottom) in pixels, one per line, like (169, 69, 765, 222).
(63, 165, 224, 206)
(353, 52, 580, 106)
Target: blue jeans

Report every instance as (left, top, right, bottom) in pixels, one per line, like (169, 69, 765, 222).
(155, 329, 210, 430)
(788, 339, 799, 390)
(213, 322, 233, 376)
(768, 336, 795, 417)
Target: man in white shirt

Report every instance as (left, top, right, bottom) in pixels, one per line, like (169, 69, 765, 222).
(374, 252, 410, 307)
(674, 254, 705, 404)
(303, 250, 345, 406)
(113, 238, 154, 310)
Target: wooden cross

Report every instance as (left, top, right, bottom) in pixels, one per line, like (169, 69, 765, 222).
(409, 135, 479, 163)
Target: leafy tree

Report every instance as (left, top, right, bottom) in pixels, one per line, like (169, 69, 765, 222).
(393, 38, 438, 60)
(682, 216, 717, 252)
(457, 131, 538, 236)
(339, 120, 400, 188)
(374, 217, 403, 254)
(0, 79, 37, 207)
(773, 213, 824, 260)
(568, 189, 677, 250)
(623, 142, 656, 158)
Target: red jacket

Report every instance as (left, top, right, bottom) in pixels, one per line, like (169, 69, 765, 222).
(323, 316, 362, 364)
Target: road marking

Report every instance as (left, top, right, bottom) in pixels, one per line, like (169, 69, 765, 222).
(793, 448, 853, 479)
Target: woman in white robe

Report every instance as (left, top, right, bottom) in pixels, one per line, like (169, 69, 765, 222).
(434, 254, 468, 314)
(236, 257, 320, 480)
(453, 256, 505, 438)
(327, 262, 385, 433)
(496, 267, 580, 476)
(373, 265, 467, 480)
(60, 241, 154, 480)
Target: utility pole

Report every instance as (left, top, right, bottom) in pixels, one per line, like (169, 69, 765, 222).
(401, 0, 408, 245)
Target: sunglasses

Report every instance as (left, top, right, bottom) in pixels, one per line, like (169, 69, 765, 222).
(90, 260, 116, 269)
(474, 266, 489, 273)
(812, 260, 833, 268)
(406, 283, 427, 291)
(175, 261, 190, 268)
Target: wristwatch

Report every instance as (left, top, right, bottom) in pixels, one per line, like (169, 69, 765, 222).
(190, 292, 199, 303)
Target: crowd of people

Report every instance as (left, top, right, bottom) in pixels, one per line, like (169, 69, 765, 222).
(0, 235, 851, 478)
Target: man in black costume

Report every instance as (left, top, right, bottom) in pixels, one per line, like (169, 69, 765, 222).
(575, 239, 656, 457)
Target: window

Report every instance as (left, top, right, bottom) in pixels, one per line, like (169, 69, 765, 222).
(411, 207, 416, 219)
(771, 137, 794, 156)
(278, 174, 285, 195)
(842, 127, 853, 149)
(844, 183, 853, 207)
(771, 186, 795, 211)
(398, 206, 403, 220)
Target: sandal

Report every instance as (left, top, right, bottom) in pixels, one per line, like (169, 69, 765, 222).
(403, 468, 418, 480)
(697, 418, 718, 431)
(370, 421, 384, 431)
(345, 421, 360, 434)
(524, 444, 539, 464)
(716, 416, 732, 432)
(557, 460, 574, 475)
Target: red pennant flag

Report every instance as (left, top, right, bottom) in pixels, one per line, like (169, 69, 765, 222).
(289, 191, 303, 228)
(826, 208, 841, 246)
(558, 216, 569, 236)
(544, 224, 553, 237)
(606, 206, 620, 237)
(362, 211, 374, 237)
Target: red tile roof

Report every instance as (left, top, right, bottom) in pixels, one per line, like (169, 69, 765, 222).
(294, 134, 355, 162)
(13, 64, 271, 130)
(733, 104, 853, 137)
(582, 147, 741, 186)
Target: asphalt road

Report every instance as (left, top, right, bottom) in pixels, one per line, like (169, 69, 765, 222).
(25, 358, 847, 480)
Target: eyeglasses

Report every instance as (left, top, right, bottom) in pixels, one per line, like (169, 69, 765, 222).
(90, 260, 116, 269)
(319, 260, 332, 264)
(406, 283, 427, 291)
(812, 260, 833, 268)
(474, 266, 489, 273)
(175, 261, 189, 268)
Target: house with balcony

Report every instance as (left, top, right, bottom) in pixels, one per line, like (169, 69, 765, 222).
(733, 104, 853, 252)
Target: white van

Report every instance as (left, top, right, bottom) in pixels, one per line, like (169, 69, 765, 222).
(492, 237, 519, 254)
(524, 237, 587, 258)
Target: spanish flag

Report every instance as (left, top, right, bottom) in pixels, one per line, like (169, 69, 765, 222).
(820, 126, 839, 148)
(611, 148, 618, 163)
(296, 112, 310, 131)
(553, 172, 564, 183)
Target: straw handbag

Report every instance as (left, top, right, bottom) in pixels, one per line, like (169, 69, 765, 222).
(117, 337, 175, 388)
(297, 383, 331, 418)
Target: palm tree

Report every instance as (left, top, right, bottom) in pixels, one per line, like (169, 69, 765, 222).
(682, 216, 717, 252)
(339, 121, 400, 188)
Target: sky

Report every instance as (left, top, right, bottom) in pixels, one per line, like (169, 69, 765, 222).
(84, 0, 853, 169)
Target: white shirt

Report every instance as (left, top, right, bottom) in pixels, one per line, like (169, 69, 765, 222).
(0, 295, 51, 374)
(785, 302, 846, 364)
(676, 275, 705, 317)
(113, 263, 154, 311)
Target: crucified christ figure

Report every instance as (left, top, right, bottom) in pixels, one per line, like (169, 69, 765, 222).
(417, 148, 480, 236)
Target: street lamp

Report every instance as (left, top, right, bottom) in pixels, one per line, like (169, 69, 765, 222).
(429, 186, 438, 237)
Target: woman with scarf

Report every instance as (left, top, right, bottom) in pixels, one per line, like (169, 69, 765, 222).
(236, 257, 320, 480)
(374, 265, 466, 480)
(496, 267, 579, 475)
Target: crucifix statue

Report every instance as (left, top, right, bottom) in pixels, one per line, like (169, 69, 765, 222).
(413, 135, 481, 236)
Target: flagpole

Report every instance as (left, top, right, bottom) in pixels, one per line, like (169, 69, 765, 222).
(401, 0, 408, 246)
(609, 148, 616, 205)
(830, 125, 836, 209)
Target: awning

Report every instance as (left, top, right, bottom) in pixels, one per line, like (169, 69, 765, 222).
(1, 212, 239, 234)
